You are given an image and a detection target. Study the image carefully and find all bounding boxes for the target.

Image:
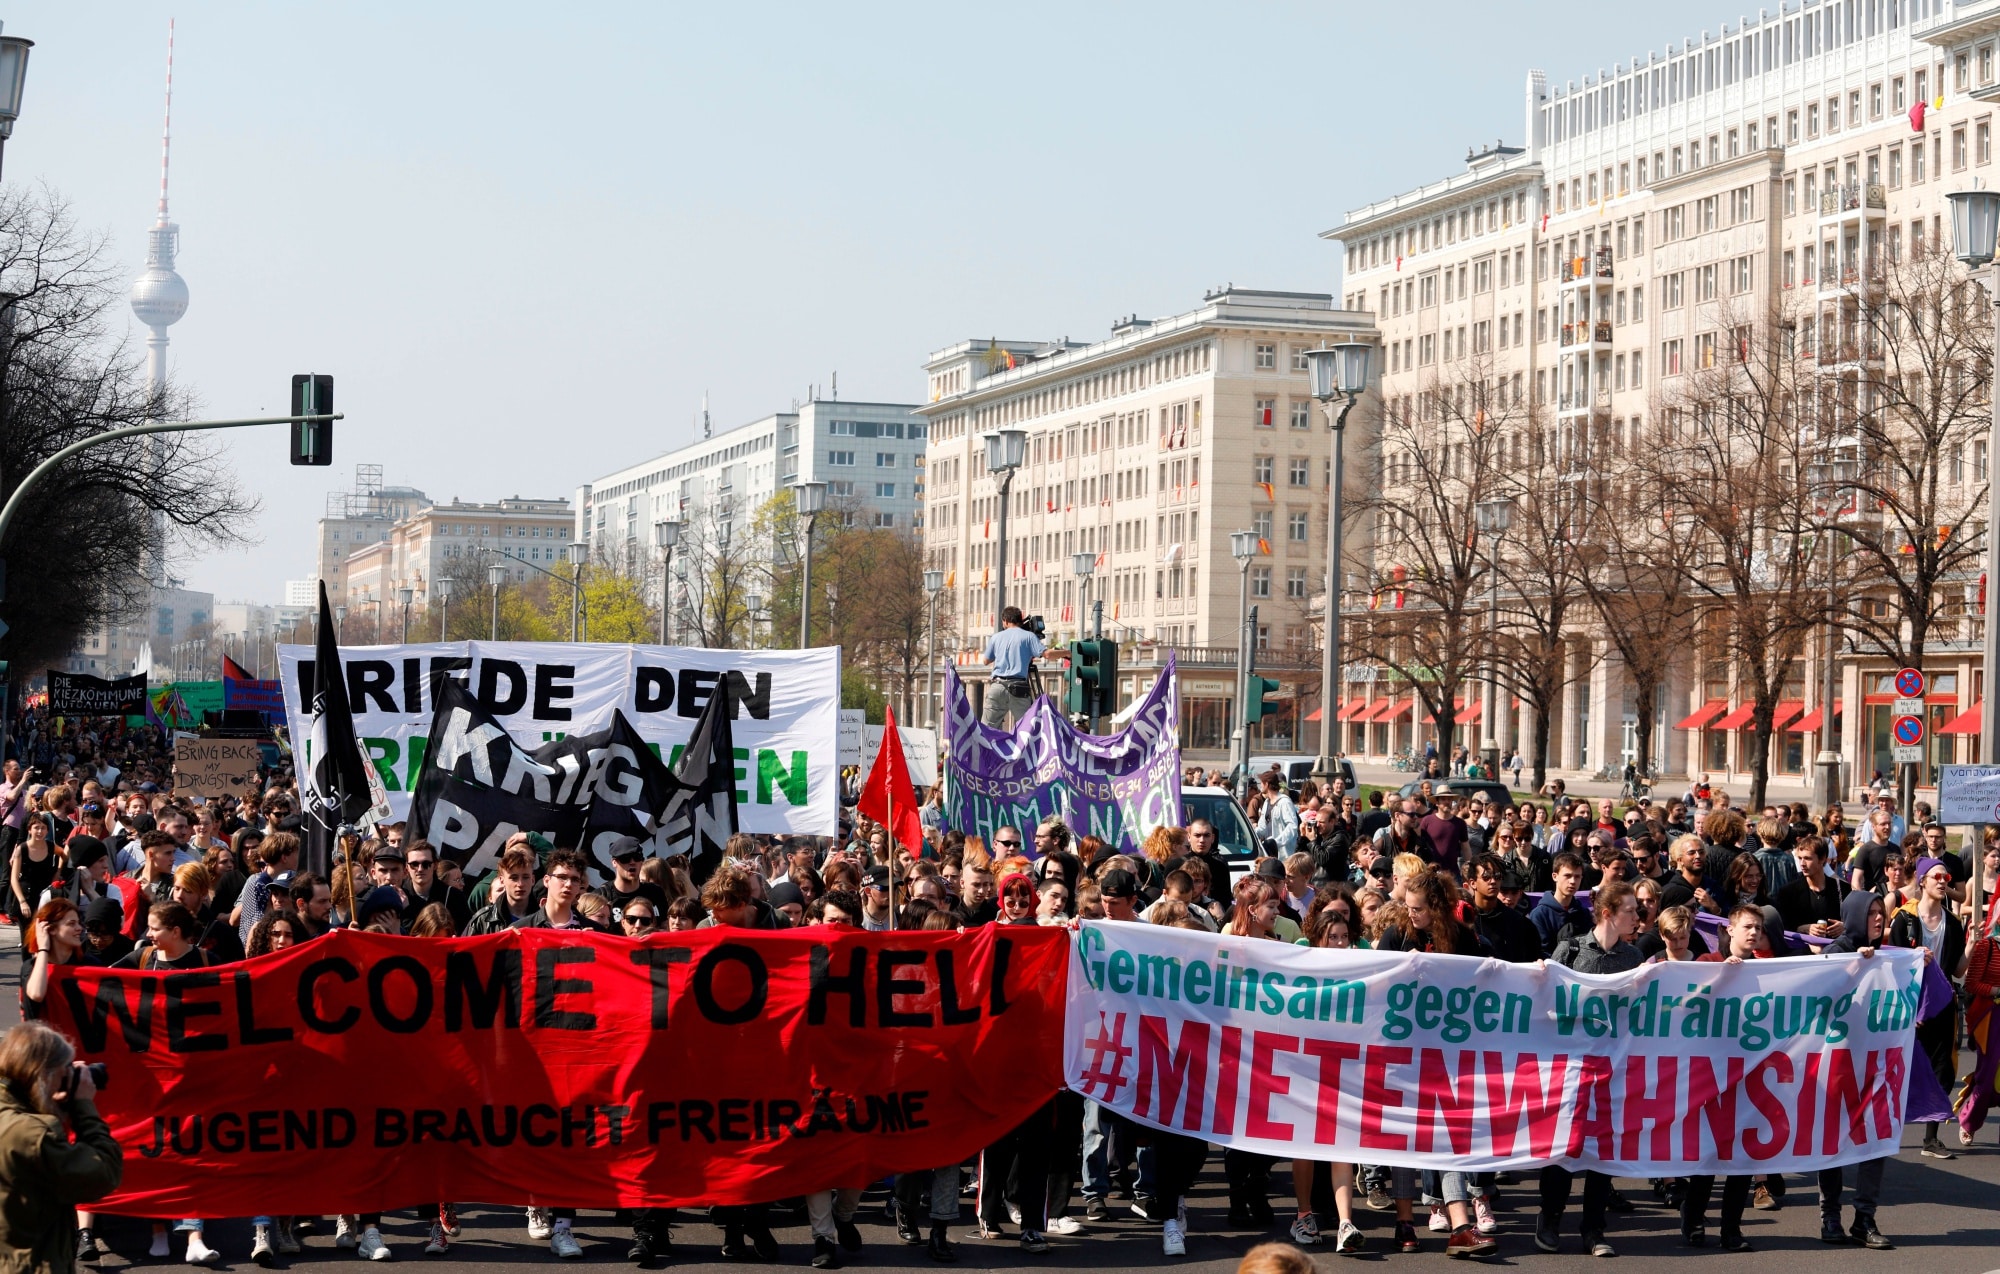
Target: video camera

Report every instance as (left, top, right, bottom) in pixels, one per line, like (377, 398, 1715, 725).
(1022, 614, 1047, 639)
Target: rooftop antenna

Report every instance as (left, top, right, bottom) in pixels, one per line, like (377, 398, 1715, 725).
(831, 370, 838, 400)
(702, 390, 711, 439)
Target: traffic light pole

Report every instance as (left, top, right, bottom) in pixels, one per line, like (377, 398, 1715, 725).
(0, 412, 340, 555)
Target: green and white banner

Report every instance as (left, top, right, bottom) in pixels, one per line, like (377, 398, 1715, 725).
(1066, 922, 1923, 1174)
(278, 641, 840, 835)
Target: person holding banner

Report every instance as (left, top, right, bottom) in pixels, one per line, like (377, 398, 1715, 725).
(1814, 890, 1896, 1248)
(1890, 858, 1966, 1160)
(1537, 880, 1643, 1259)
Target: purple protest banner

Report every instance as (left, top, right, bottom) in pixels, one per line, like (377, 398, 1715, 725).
(943, 656, 1182, 856)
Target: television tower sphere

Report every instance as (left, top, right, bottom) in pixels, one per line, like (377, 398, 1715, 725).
(130, 230, 188, 328)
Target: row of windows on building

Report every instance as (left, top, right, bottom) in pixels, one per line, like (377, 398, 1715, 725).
(825, 420, 924, 439)
(950, 342, 1213, 441)
(1542, 0, 1945, 147)
(1349, 193, 1533, 273)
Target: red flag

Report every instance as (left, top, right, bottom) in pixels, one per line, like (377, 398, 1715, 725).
(222, 654, 256, 681)
(858, 707, 924, 858)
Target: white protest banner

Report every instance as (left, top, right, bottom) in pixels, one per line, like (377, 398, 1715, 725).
(837, 709, 867, 767)
(1065, 922, 1923, 1175)
(865, 723, 937, 788)
(1937, 763, 2000, 826)
(278, 641, 840, 835)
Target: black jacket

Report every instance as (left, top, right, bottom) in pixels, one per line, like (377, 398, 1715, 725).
(1468, 901, 1542, 964)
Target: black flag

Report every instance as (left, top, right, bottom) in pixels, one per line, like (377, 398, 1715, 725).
(651, 678, 738, 885)
(299, 581, 384, 878)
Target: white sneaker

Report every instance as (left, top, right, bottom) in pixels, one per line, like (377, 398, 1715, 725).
(336, 1217, 360, 1250)
(1050, 1215, 1083, 1235)
(185, 1235, 222, 1267)
(1162, 1219, 1186, 1257)
(1289, 1213, 1322, 1245)
(550, 1225, 583, 1261)
(1336, 1221, 1366, 1255)
(1473, 1195, 1498, 1235)
(1428, 1204, 1450, 1233)
(150, 1233, 171, 1260)
(526, 1209, 553, 1241)
(423, 1222, 448, 1256)
(359, 1227, 392, 1262)
(252, 1225, 275, 1267)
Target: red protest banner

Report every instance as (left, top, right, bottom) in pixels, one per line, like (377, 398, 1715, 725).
(48, 926, 1068, 1216)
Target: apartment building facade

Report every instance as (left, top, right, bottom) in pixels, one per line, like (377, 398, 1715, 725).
(342, 497, 575, 619)
(576, 397, 928, 582)
(918, 288, 1375, 756)
(1328, 0, 2000, 792)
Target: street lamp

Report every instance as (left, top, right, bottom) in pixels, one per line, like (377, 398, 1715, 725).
(1951, 186, 2000, 934)
(654, 519, 682, 645)
(1231, 529, 1260, 797)
(793, 481, 827, 648)
(1303, 342, 1374, 784)
(982, 428, 1029, 630)
(487, 563, 507, 640)
(1475, 497, 1514, 777)
(436, 578, 453, 641)
(566, 541, 587, 642)
(746, 592, 763, 648)
(334, 604, 347, 641)
(923, 568, 945, 727)
(397, 587, 414, 644)
(0, 26, 33, 180)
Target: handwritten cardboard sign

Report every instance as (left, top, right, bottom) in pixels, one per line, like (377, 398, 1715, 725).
(173, 737, 263, 799)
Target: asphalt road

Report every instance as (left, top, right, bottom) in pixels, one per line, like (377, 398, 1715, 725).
(6, 929, 1998, 1274)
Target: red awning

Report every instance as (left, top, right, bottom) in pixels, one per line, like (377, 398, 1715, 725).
(1341, 699, 1375, 721)
(1368, 697, 1411, 723)
(1423, 698, 1464, 724)
(1789, 701, 1842, 733)
(1713, 704, 1758, 730)
(1939, 701, 1984, 735)
(1770, 701, 1804, 729)
(1454, 702, 1483, 725)
(1674, 699, 1728, 730)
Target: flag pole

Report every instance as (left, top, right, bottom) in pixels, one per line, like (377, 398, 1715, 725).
(886, 739, 898, 932)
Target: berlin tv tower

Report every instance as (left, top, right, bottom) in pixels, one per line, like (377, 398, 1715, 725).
(129, 18, 187, 395)
(128, 19, 185, 586)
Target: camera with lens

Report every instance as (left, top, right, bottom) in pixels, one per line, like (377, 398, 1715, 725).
(1022, 614, 1047, 639)
(73, 1061, 108, 1091)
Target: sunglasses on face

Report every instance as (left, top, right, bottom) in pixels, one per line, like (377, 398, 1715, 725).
(622, 913, 658, 927)
(996, 839, 1021, 849)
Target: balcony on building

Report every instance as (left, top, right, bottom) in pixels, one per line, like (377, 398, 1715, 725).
(1818, 182, 1888, 223)
(1560, 247, 1615, 292)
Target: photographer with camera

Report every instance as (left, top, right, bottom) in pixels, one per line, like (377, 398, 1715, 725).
(981, 607, 1046, 728)
(0, 1021, 123, 1274)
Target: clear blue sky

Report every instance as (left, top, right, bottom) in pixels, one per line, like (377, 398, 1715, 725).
(4, 1, 1673, 604)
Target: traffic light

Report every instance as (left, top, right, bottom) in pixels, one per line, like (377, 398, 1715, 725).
(1089, 637, 1119, 719)
(1243, 674, 1281, 724)
(1066, 639, 1121, 719)
(290, 374, 334, 466)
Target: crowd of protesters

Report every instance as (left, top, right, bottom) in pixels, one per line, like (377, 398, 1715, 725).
(5, 701, 1999, 1266)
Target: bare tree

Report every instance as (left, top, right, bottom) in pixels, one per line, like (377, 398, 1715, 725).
(1350, 357, 1515, 758)
(1824, 245, 1993, 799)
(0, 188, 254, 677)
(1490, 454, 1599, 791)
(1640, 301, 1822, 809)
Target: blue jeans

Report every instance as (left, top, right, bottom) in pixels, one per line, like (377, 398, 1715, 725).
(1081, 1102, 1153, 1198)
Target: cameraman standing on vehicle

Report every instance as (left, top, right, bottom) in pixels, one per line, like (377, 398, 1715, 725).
(0, 1021, 123, 1273)
(982, 607, 1045, 728)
